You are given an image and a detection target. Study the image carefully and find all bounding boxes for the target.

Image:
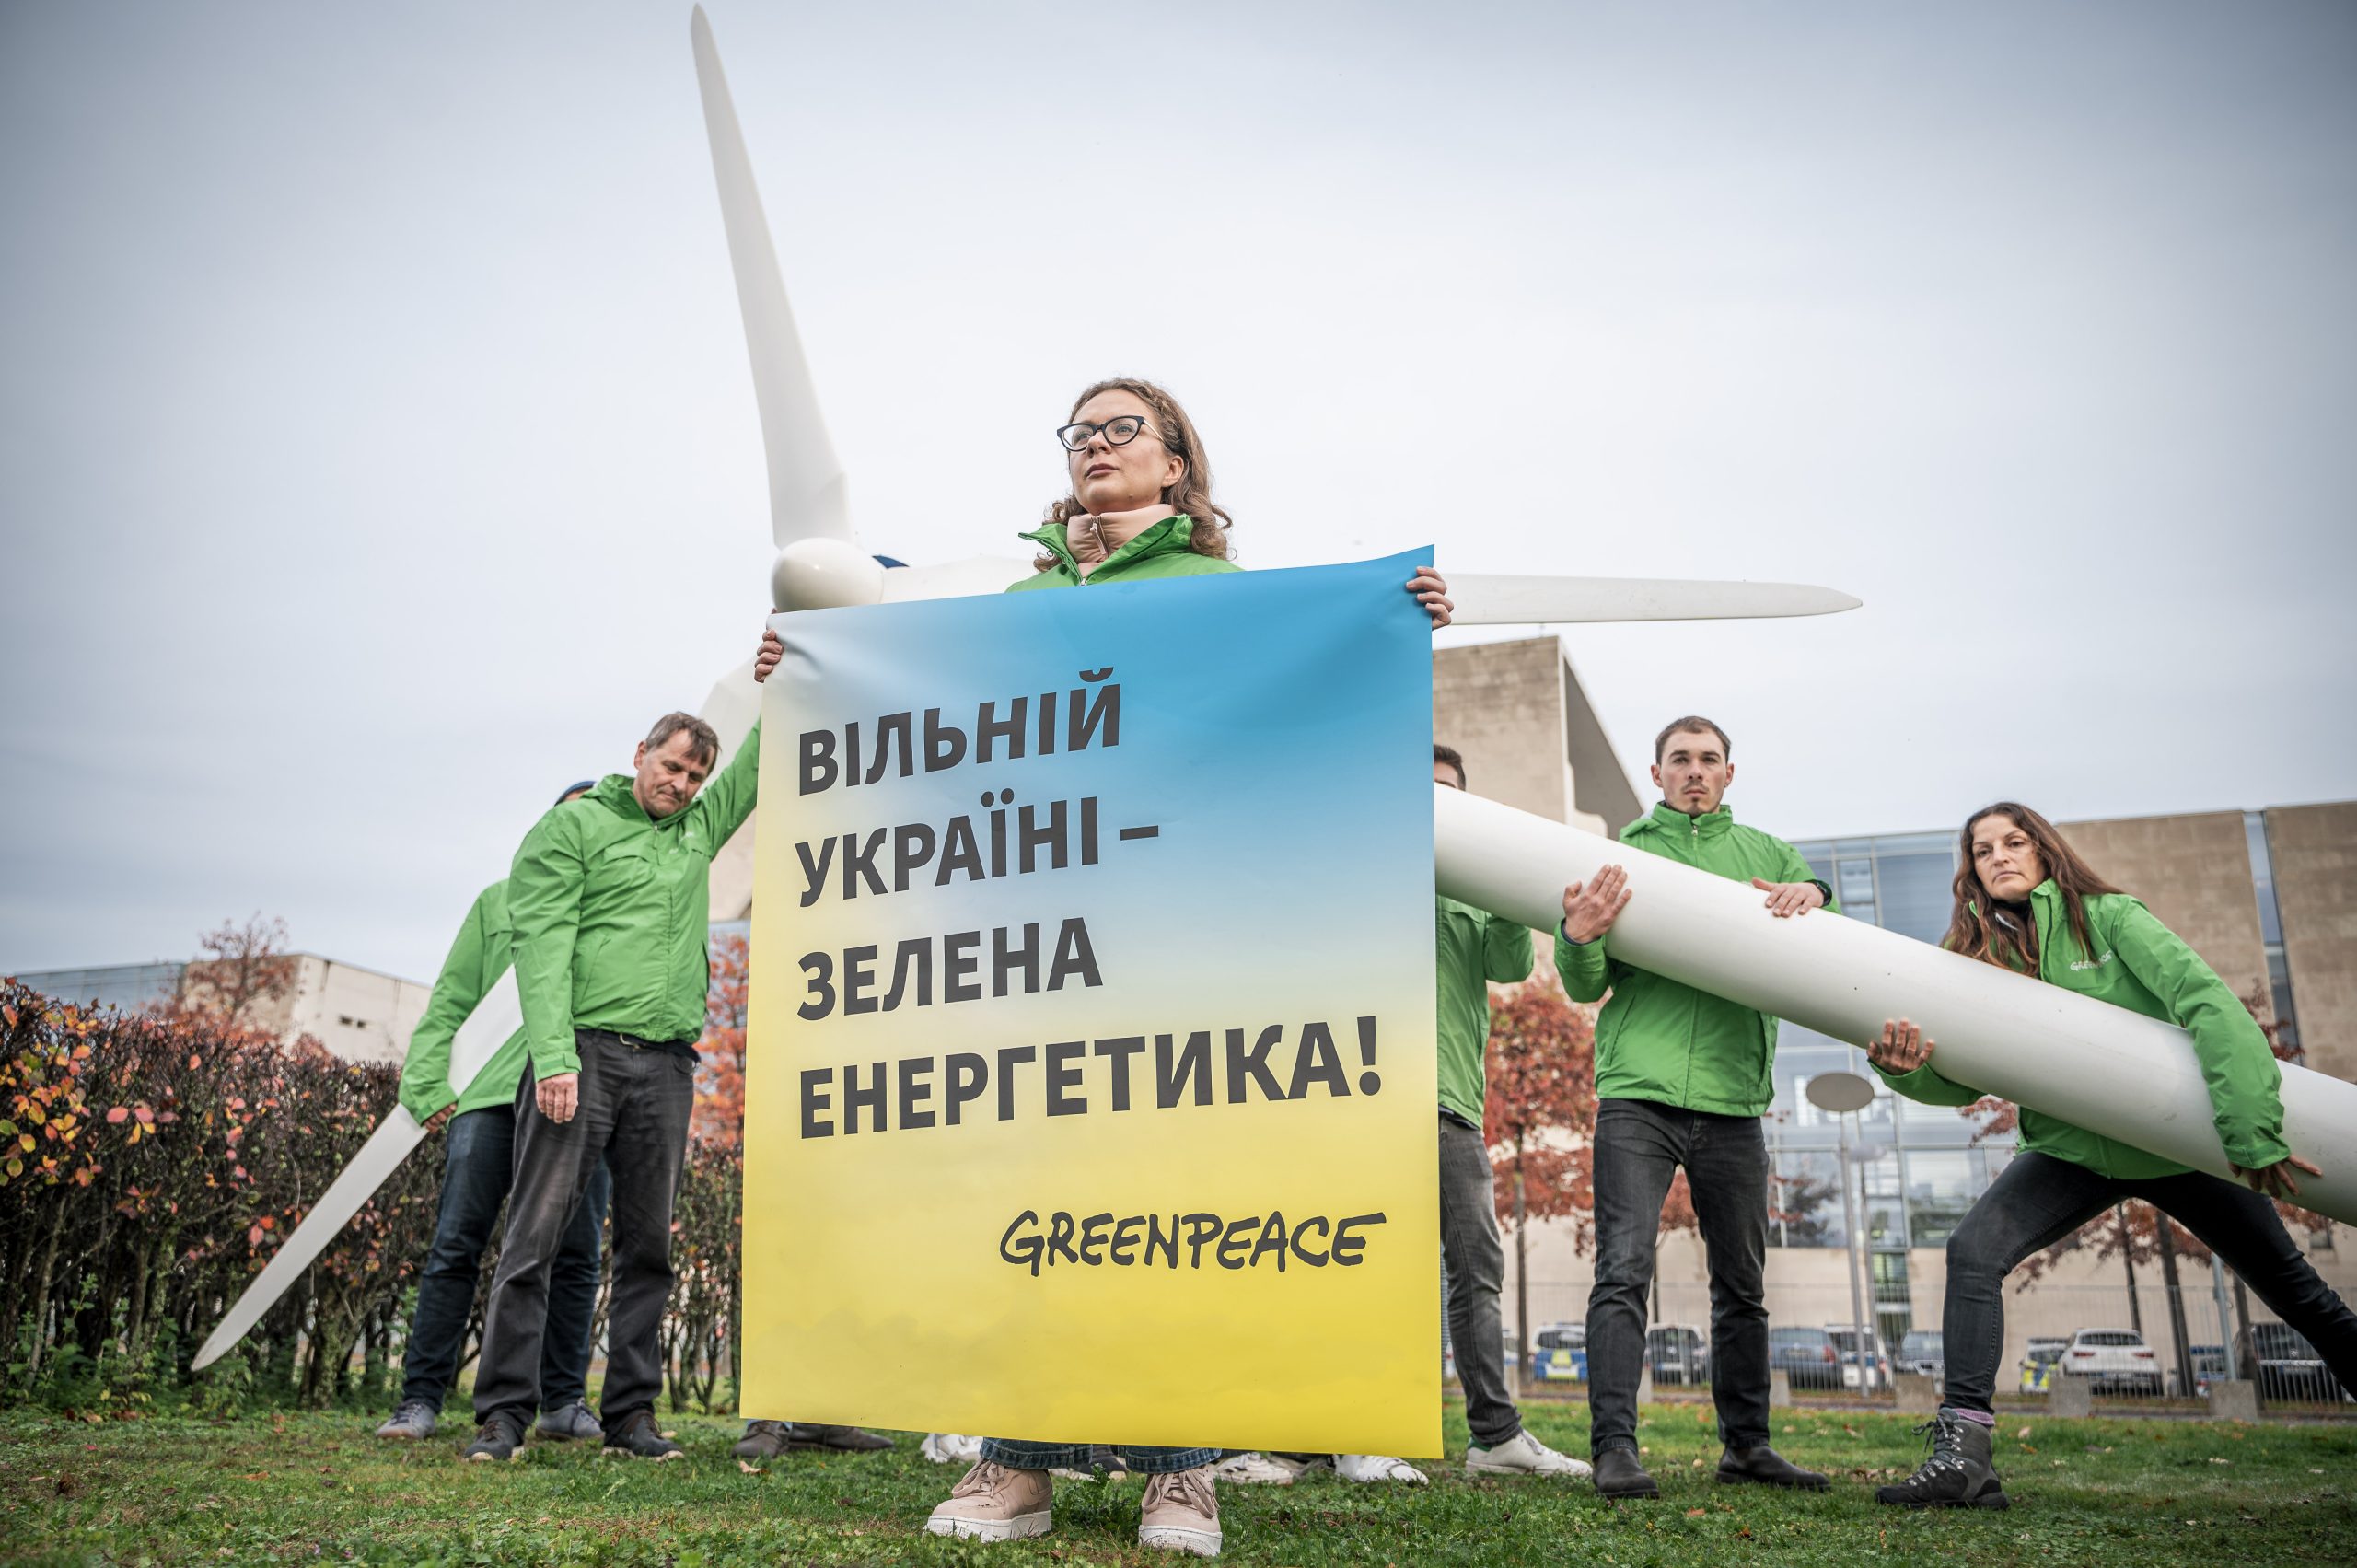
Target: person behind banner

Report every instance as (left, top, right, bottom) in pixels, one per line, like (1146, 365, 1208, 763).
(1872, 802, 2357, 1510)
(377, 784, 616, 1443)
(462, 708, 762, 1463)
(1553, 715, 1834, 1501)
(1219, 745, 1593, 1492)
(753, 376, 1451, 1558)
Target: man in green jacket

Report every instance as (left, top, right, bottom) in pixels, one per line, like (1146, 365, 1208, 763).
(466, 712, 761, 1463)
(1553, 716, 1834, 1500)
(377, 784, 613, 1443)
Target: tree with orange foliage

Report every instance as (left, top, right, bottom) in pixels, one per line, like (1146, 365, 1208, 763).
(180, 913, 298, 1028)
(691, 932, 749, 1149)
(1484, 980, 1596, 1355)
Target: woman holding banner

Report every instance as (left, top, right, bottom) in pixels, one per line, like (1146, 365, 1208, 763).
(755, 376, 1450, 1558)
(1869, 801, 2357, 1511)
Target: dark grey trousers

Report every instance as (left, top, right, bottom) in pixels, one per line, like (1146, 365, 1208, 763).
(1440, 1110, 1523, 1449)
(1585, 1098, 1771, 1456)
(472, 1031, 696, 1431)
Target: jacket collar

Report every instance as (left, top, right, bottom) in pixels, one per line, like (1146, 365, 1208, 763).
(1020, 513, 1198, 578)
(1641, 799, 1734, 835)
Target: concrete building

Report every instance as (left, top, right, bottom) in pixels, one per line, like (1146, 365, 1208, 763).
(1436, 634, 2357, 1393)
(12, 954, 431, 1067)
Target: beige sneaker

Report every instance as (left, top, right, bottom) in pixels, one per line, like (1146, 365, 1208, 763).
(1138, 1465, 1222, 1556)
(923, 1459, 1053, 1543)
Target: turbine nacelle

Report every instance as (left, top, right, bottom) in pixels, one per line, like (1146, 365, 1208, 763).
(772, 537, 887, 612)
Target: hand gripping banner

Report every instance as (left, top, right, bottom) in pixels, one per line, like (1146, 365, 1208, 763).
(741, 549, 1440, 1456)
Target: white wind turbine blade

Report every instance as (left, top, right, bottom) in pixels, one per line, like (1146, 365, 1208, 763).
(691, 5, 851, 552)
(1448, 574, 1861, 625)
(878, 555, 1034, 601)
(192, 972, 526, 1370)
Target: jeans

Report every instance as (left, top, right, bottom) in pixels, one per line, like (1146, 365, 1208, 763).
(1585, 1098, 1771, 1456)
(399, 1106, 611, 1410)
(473, 1031, 696, 1430)
(1941, 1149, 2357, 1414)
(1440, 1110, 1523, 1447)
(980, 1439, 1219, 1475)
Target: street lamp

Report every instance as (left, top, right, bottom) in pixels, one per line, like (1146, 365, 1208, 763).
(1806, 1070, 1886, 1392)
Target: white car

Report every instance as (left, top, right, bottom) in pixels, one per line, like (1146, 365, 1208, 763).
(2061, 1327, 2165, 1396)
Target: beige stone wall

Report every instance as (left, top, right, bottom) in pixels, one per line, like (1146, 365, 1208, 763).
(1434, 639, 1572, 824)
(2267, 802, 2357, 1083)
(2054, 811, 2270, 1017)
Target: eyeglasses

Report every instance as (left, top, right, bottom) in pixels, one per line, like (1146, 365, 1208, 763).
(1056, 415, 1158, 452)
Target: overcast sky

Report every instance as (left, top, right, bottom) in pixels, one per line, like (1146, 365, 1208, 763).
(4, 1, 2352, 984)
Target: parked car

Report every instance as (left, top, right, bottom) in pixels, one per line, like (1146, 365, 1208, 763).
(1530, 1321, 1587, 1384)
(2019, 1336, 2070, 1393)
(1898, 1330, 1944, 1385)
(1770, 1326, 1843, 1391)
(2252, 1321, 2352, 1403)
(2061, 1327, 2164, 1395)
(2189, 1342, 2229, 1395)
(1649, 1324, 1710, 1386)
(1827, 1325, 1890, 1391)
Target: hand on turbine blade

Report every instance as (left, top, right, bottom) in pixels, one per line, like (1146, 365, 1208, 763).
(2234, 1154, 2322, 1200)
(755, 625, 784, 684)
(1869, 1019, 1933, 1074)
(1752, 877, 1827, 918)
(1560, 865, 1631, 944)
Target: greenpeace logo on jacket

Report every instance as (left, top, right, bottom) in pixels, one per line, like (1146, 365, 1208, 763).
(1875, 881, 2289, 1179)
(1551, 802, 1832, 1118)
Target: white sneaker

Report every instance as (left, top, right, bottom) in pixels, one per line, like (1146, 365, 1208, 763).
(1465, 1430, 1593, 1478)
(1335, 1453, 1428, 1484)
(921, 1433, 984, 1465)
(1213, 1452, 1309, 1485)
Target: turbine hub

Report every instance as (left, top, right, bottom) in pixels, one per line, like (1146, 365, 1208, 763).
(772, 538, 886, 612)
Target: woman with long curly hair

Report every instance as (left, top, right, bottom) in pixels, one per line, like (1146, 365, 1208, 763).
(1868, 802, 2357, 1511)
(757, 377, 1449, 1558)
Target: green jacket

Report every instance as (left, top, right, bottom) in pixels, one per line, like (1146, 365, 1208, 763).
(1436, 896, 1536, 1132)
(1004, 514, 1239, 590)
(1875, 882, 2289, 1177)
(510, 723, 762, 1078)
(397, 881, 532, 1123)
(1554, 801, 1833, 1118)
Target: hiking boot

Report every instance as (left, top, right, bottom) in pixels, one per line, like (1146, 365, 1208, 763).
(1335, 1453, 1428, 1484)
(1138, 1465, 1222, 1557)
(788, 1423, 894, 1452)
(377, 1398, 437, 1441)
(537, 1400, 603, 1442)
(1875, 1409, 2009, 1509)
(1213, 1451, 1309, 1485)
(1591, 1446, 1659, 1499)
(1465, 1430, 1593, 1479)
(464, 1411, 527, 1462)
(924, 1459, 1053, 1542)
(601, 1409, 684, 1461)
(921, 1432, 983, 1465)
(1718, 1445, 1829, 1491)
(734, 1420, 789, 1460)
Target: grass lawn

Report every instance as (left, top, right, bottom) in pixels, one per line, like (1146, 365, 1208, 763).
(3, 1399, 2351, 1566)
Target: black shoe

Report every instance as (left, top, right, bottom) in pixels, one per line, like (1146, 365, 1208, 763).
(464, 1411, 528, 1463)
(734, 1420, 789, 1460)
(602, 1409, 685, 1462)
(785, 1423, 895, 1453)
(1875, 1410, 2009, 1510)
(1717, 1445, 1829, 1491)
(1593, 1446, 1659, 1500)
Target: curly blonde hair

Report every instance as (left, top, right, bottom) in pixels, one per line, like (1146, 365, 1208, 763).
(1036, 377, 1233, 570)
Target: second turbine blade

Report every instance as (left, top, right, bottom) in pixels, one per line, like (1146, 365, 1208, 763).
(1448, 574, 1863, 626)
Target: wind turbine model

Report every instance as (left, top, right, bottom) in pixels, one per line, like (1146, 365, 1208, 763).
(192, 6, 2352, 1375)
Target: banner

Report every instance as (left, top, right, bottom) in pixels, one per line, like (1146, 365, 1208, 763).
(742, 550, 1439, 1457)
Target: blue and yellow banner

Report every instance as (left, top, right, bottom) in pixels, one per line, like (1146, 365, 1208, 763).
(742, 550, 1439, 1456)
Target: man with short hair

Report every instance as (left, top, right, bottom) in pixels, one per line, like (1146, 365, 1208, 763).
(465, 712, 761, 1463)
(1554, 716, 1834, 1500)
(378, 784, 613, 1443)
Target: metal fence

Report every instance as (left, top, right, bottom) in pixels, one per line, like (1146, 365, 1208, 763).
(1489, 1276, 2352, 1413)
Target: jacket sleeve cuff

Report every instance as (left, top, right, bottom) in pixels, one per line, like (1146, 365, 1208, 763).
(398, 1086, 457, 1124)
(529, 1042, 582, 1080)
(2221, 1126, 2292, 1172)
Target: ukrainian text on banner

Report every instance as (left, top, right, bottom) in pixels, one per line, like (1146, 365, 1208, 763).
(741, 549, 1439, 1456)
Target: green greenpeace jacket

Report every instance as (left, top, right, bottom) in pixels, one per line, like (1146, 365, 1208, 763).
(509, 723, 762, 1079)
(1005, 514, 1239, 591)
(1437, 896, 1536, 1132)
(397, 880, 534, 1123)
(1553, 801, 1834, 1118)
(1875, 882, 2290, 1178)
